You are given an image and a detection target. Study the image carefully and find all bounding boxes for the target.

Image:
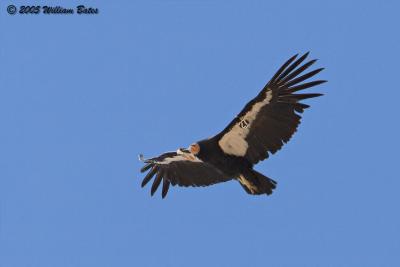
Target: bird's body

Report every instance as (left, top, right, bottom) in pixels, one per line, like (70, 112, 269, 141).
(196, 137, 251, 177)
(139, 52, 326, 198)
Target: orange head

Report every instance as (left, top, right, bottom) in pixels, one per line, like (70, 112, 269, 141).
(189, 143, 200, 155)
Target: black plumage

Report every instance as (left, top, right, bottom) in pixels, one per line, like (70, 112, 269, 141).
(139, 52, 326, 198)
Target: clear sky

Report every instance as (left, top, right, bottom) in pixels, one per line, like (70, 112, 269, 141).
(1, 1, 399, 266)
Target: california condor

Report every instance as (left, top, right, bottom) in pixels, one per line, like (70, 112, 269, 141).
(139, 52, 326, 198)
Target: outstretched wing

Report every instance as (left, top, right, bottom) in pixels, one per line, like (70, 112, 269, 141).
(217, 52, 326, 164)
(139, 152, 231, 198)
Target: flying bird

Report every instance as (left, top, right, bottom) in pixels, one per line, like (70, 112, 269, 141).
(139, 52, 326, 198)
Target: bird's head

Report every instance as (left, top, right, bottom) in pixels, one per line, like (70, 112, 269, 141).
(189, 143, 200, 155)
(176, 143, 200, 159)
(176, 144, 200, 161)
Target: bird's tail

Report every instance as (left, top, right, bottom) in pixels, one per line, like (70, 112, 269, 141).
(237, 169, 277, 195)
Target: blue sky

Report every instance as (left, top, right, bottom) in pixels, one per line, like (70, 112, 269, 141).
(1, 1, 399, 266)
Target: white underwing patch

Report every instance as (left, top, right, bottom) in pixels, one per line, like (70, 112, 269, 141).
(218, 90, 273, 156)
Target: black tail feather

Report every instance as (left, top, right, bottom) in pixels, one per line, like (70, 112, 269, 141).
(238, 169, 277, 195)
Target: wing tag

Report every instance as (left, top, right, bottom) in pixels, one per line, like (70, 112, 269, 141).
(239, 119, 250, 129)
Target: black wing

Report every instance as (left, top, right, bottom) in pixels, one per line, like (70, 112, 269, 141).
(139, 152, 231, 198)
(216, 52, 326, 164)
